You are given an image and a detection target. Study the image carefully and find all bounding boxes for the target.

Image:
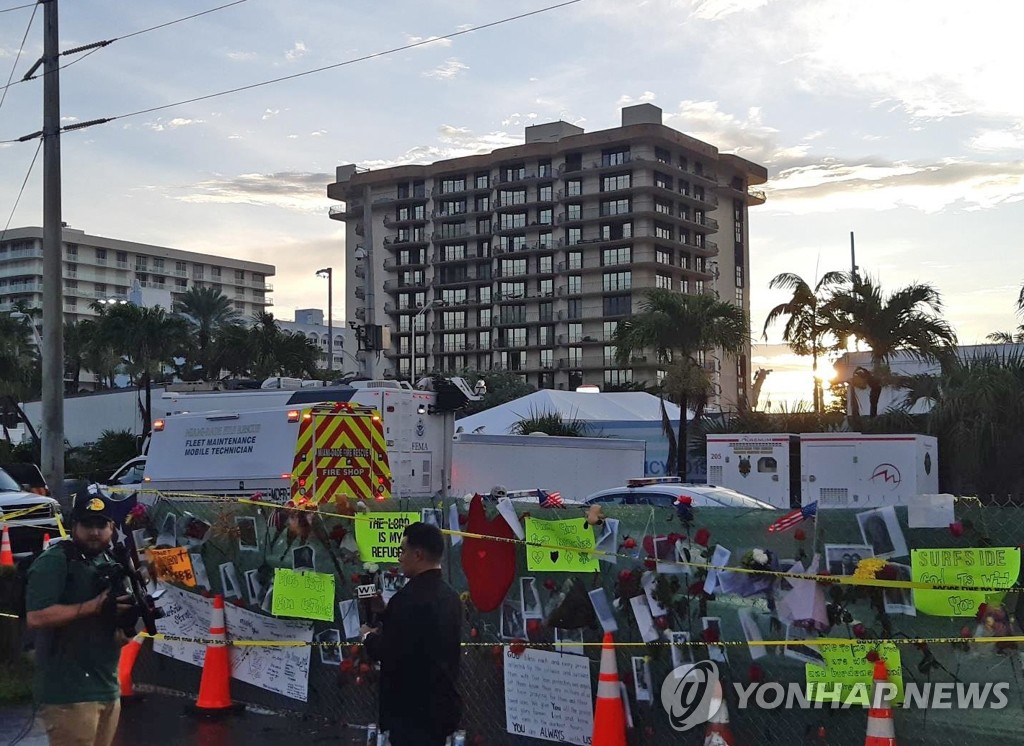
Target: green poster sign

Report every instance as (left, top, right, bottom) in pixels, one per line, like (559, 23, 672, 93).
(911, 547, 1020, 616)
(354, 512, 419, 563)
(272, 568, 336, 622)
(525, 517, 599, 573)
(805, 641, 903, 705)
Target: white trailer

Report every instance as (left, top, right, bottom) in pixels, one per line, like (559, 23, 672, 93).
(705, 434, 799, 509)
(450, 433, 646, 503)
(800, 433, 939, 509)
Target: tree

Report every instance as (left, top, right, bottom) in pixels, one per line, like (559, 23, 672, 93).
(92, 303, 189, 436)
(986, 282, 1024, 343)
(63, 319, 97, 393)
(823, 274, 957, 417)
(456, 369, 535, 418)
(762, 271, 846, 413)
(0, 311, 39, 401)
(613, 289, 748, 480)
(173, 287, 242, 380)
(510, 409, 590, 437)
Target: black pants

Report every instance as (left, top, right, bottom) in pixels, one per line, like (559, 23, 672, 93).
(386, 725, 448, 746)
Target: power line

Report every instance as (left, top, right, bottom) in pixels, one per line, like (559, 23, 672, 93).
(0, 0, 38, 117)
(1, 0, 584, 143)
(0, 138, 42, 243)
(0, 2, 35, 14)
(0, 0, 250, 94)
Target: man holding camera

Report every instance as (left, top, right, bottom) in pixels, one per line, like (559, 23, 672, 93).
(26, 493, 134, 746)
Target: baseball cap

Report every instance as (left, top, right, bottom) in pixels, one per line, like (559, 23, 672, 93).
(71, 492, 114, 524)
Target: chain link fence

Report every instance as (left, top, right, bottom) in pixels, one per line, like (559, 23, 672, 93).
(132, 494, 1024, 745)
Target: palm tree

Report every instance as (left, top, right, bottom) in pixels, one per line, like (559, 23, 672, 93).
(93, 304, 189, 436)
(823, 274, 957, 416)
(0, 311, 40, 401)
(986, 282, 1024, 343)
(173, 287, 242, 380)
(762, 271, 846, 413)
(612, 289, 748, 480)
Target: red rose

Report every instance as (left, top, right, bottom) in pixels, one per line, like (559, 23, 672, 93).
(695, 528, 711, 547)
(340, 659, 354, 673)
(330, 525, 347, 543)
(350, 573, 361, 584)
(359, 662, 372, 674)
(458, 514, 468, 526)
(354, 676, 364, 686)
(688, 581, 705, 596)
(748, 663, 764, 683)
(865, 651, 880, 663)
(667, 533, 683, 545)
(543, 579, 557, 592)
(794, 528, 806, 541)
(618, 569, 634, 583)
(623, 537, 637, 550)
(654, 616, 669, 630)
(349, 645, 361, 657)
(470, 628, 479, 639)
(852, 623, 867, 639)
(526, 619, 542, 636)
(976, 603, 988, 620)
(702, 627, 720, 644)
(960, 626, 973, 638)
(491, 645, 503, 658)
(509, 640, 527, 657)
(877, 564, 898, 581)
(644, 558, 657, 571)
(949, 521, 964, 538)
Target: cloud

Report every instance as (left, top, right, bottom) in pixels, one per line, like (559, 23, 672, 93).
(285, 42, 307, 61)
(404, 34, 452, 48)
(691, 0, 772, 20)
(262, 108, 280, 120)
(145, 117, 205, 132)
(358, 125, 522, 170)
(968, 125, 1024, 153)
(616, 91, 657, 108)
(423, 57, 468, 80)
(455, 23, 474, 32)
(226, 51, 257, 61)
(765, 158, 1024, 214)
(311, 129, 327, 137)
(171, 172, 334, 214)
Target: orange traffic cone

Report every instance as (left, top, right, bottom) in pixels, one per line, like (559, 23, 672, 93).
(118, 632, 146, 701)
(704, 680, 735, 746)
(592, 632, 627, 746)
(0, 526, 13, 566)
(865, 659, 896, 746)
(189, 594, 241, 717)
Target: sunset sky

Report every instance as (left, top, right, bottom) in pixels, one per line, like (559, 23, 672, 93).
(2, 0, 1021, 405)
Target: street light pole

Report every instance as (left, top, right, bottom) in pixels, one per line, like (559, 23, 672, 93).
(41, 0, 65, 501)
(412, 299, 444, 384)
(316, 268, 333, 376)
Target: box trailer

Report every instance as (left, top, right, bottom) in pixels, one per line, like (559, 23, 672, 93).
(705, 434, 800, 509)
(450, 433, 646, 503)
(800, 433, 939, 509)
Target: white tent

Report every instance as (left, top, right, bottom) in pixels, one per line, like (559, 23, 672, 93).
(456, 390, 684, 435)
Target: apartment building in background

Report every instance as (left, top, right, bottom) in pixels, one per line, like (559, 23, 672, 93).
(328, 104, 767, 409)
(0, 226, 275, 323)
(277, 308, 351, 374)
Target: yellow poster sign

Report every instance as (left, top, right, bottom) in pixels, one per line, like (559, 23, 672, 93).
(149, 547, 196, 588)
(355, 512, 419, 563)
(911, 547, 1020, 616)
(805, 641, 903, 705)
(525, 518, 598, 573)
(271, 568, 335, 622)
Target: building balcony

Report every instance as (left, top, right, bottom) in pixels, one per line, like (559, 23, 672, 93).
(435, 273, 485, 287)
(384, 236, 429, 249)
(589, 155, 633, 172)
(2, 280, 43, 293)
(383, 214, 428, 228)
(354, 265, 366, 279)
(495, 168, 553, 186)
(1, 248, 44, 261)
(382, 278, 429, 293)
(393, 190, 428, 204)
(384, 255, 429, 270)
(431, 182, 492, 198)
(329, 201, 363, 221)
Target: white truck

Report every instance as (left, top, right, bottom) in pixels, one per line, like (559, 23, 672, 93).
(706, 432, 939, 509)
(450, 432, 647, 503)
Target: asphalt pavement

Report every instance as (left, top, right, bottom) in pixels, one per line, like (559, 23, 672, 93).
(0, 692, 366, 745)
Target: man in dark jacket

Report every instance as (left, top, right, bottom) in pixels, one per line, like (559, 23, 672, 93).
(362, 522, 462, 746)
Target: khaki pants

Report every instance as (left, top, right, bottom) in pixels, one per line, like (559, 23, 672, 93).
(40, 700, 120, 746)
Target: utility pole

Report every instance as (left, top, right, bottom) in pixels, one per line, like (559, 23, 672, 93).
(41, 0, 65, 502)
(850, 231, 858, 280)
(316, 267, 333, 376)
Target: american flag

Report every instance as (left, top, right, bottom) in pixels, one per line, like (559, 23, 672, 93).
(767, 502, 817, 533)
(537, 488, 564, 508)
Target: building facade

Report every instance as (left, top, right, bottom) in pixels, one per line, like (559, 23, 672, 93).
(0, 226, 275, 323)
(328, 104, 766, 409)
(277, 308, 351, 374)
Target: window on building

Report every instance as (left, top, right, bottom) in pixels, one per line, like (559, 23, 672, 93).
(601, 247, 631, 266)
(478, 330, 491, 348)
(500, 212, 527, 229)
(654, 172, 672, 190)
(475, 195, 491, 213)
(567, 251, 582, 270)
(566, 203, 582, 221)
(479, 307, 491, 326)
(175, 261, 187, 275)
(477, 218, 491, 235)
(540, 348, 554, 369)
(603, 321, 618, 340)
(655, 146, 671, 164)
(565, 179, 582, 197)
(539, 278, 553, 297)
(117, 251, 129, 267)
(568, 346, 583, 366)
(605, 369, 633, 386)
(600, 198, 630, 216)
(443, 244, 466, 261)
(500, 189, 527, 206)
(538, 231, 553, 249)
(656, 272, 672, 290)
(441, 177, 466, 194)
(539, 160, 552, 178)
(539, 302, 553, 322)
(234, 269, 244, 282)
(602, 173, 631, 191)
(443, 311, 466, 329)
(603, 271, 631, 292)
(603, 345, 618, 366)
(479, 287, 491, 305)
(538, 184, 553, 202)
(567, 299, 582, 319)
(538, 207, 553, 225)
(680, 279, 689, 294)
(442, 288, 467, 305)
(567, 275, 582, 294)
(601, 222, 633, 241)
(654, 198, 673, 215)
(539, 325, 555, 345)
(603, 294, 631, 316)
(567, 228, 582, 246)
(735, 264, 744, 288)
(441, 199, 467, 215)
(444, 333, 467, 351)
(735, 287, 744, 305)
(413, 204, 426, 219)
(655, 223, 673, 240)
(680, 252, 691, 270)
(601, 148, 630, 167)
(656, 248, 673, 265)
(568, 323, 583, 343)
(95, 248, 107, 262)
(475, 172, 490, 189)
(500, 281, 526, 299)
(501, 258, 527, 277)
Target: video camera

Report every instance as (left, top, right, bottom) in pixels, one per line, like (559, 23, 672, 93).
(100, 539, 165, 637)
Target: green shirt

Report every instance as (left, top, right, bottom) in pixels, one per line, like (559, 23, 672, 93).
(25, 543, 121, 705)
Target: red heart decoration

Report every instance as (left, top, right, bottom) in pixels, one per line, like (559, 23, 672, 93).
(461, 494, 516, 612)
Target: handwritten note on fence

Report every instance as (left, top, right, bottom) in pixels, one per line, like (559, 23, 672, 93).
(354, 512, 418, 562)
(805, 642, 903, 704)
(911, 547, 1020, 616)
(149, 547, 196, 588)
(503, 646, 593, 745)
(271, 568, 335, 622)
(525, 518, 598, 573)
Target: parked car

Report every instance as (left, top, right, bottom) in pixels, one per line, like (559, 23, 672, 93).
(583, 477, 775, 510)
(0, 467, 62, 557)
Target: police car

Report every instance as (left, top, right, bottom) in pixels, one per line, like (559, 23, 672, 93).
(583, 477, 774, 509)
(0, 467, 62, 557)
